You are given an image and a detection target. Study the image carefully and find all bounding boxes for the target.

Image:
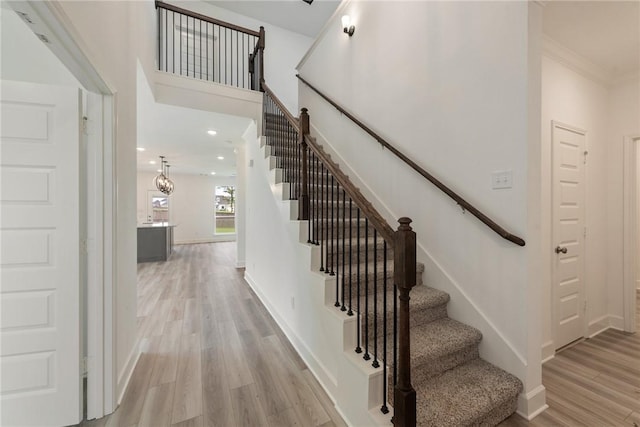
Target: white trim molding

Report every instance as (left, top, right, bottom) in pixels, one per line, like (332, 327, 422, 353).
(623, 135, 640, 333)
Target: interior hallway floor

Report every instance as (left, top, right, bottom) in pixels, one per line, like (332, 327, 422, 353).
(79, 242, 639, 427)
(500, 291, 640, 426)
(81, 242, 347, 427)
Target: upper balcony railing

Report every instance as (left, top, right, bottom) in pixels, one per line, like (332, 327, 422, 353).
(155, 1, 264, 91)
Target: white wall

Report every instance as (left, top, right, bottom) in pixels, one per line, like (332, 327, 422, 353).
(137, 171, 237, 244)
(168, 0, 313, 114)
(607, 78, 640, 306)
(297, 0, 544, 416)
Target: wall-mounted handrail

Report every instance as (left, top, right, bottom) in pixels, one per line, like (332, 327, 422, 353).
(155, 1, 260, 36)
(296, 74, 526, 247)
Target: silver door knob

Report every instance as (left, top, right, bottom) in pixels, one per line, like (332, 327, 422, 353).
(555, 246, 568, 254)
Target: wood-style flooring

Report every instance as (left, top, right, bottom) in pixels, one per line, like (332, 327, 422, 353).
(81, 242, 347, 427)
(500, 291, 640, 427)
(80, 242, 639, 427)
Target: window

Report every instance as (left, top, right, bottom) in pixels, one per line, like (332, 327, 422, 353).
(146, 191, 169, 224)
(215, 185, 235, 234)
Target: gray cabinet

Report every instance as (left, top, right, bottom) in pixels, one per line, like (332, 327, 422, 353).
(137, 225, 175, 263)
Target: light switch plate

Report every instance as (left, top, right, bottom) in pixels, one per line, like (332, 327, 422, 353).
(492, 170, 512, 189)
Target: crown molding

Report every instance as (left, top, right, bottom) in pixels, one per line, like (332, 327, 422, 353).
(542, 35, 613, 87)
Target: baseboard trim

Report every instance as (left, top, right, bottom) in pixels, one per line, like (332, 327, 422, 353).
(175, 236, 235, 245)
(516, 384, 548, 420)
(235, 261, 246, 268)
(541, 341, 555, 364)
(588, 314, 625, 337)
(116, 339, 141, 406)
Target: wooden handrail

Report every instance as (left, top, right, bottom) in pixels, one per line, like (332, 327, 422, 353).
(304, 133, 395, 244)
(262, 82, 300, 133)
(297, 75, 526, 247)
(155, 1, 260, 37)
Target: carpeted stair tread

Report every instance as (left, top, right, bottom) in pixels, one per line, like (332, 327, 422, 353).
(360, 285, 450, 336)
(413, 358, 523, 427)
(405, 318, 482, 381)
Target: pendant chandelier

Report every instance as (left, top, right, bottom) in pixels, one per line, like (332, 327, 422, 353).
(153, 156, 175, 195)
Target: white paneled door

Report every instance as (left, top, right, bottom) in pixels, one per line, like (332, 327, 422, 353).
(1, 80, 82, 426)
(552, 122, 587, 350)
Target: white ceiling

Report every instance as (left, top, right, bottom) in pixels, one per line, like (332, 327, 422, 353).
(136, 72, 252, 177)
(204, 0, 340, 38)
(543, 1, 640, 77)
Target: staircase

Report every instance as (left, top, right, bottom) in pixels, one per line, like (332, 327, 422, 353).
(153, 3, 525, 425)
(263, 109, 523, 426)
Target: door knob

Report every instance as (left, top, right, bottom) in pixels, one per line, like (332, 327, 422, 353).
(555, 246, 568, 254)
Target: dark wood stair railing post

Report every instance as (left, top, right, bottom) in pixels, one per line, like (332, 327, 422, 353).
(298, 108, 310, 221)
(394, 217, 417, 427)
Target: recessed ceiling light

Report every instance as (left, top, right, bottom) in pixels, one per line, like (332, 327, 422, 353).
(210, 172, 216, 175)
(157, 169, 162, 173)
(137, 147, 145, 152)
(149, 160, 156, 164)
(217, 156, 224, 160)
(207, 130, 217, 136)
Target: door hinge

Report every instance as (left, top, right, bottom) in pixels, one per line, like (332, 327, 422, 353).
(80, 238, 88, 253)
(583, 150, 588, 164)
(583, 226, 587, 238)
(82, 116, 89, 135)
(82, 356, 88, 376)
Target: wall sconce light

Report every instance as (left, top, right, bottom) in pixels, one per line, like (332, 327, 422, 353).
(342, 15, 355, 37)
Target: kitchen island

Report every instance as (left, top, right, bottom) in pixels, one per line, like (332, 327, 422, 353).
(137, 223, 176, 263)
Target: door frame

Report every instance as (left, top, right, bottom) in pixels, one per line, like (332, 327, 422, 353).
(550, 120, 588, 347)
(9, 0, 118, 418)
(623, 135, 640, 333)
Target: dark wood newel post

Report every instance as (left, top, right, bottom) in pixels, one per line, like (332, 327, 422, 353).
(298, 108, 310, 221)
(394, 217, 417, 427)
(258, 26, 265, 92)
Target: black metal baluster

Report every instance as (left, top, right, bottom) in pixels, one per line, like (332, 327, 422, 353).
(314, 155, 319, 245)
(381, 240, 389, 414)
(393, 283, 398, 391)
(206, 22, 209, 80)
(348, 198, 353, 316)
(341, 189, 346, 312)
(307, 152, 314, 244)
(324, 169, 330, 274)
(364, 218, 370, 361)
(355, 208, 362, 354)
(330, 176, 335, 277)
(199, 19, 202, 79)
(334, 181, 340, 308)
(217, 25, 220, 83)
(172, 12, 175, 74)
(319, 162, 325, 272)
(180, 13, 183, 75)
(186, 16, 189, 77)
(236, 31, 239, 87)
(157, 8, 161, 70)
(372, 228, 379, 369)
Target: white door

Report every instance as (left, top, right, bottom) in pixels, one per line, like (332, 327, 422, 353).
(0, 80, 82, 426)
(552, 122, 587, 349)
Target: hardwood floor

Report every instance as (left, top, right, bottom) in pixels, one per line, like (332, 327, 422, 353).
(500, 291, 640, 427)
(82, 242, 346, 427)
(80, 244, 639, 427)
